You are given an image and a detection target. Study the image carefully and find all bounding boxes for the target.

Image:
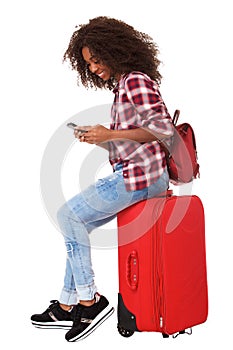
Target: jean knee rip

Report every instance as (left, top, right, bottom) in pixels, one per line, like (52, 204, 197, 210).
(65, 242, 75, 257)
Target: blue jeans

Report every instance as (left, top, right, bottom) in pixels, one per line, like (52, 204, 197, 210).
(57, 164, 169, 304)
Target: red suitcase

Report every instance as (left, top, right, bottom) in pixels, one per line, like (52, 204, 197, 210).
(117, 194, 208, 338)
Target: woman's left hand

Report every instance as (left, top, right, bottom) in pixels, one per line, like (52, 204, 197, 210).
(80, 125, 112, 144)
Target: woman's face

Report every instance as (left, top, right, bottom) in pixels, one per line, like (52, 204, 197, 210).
(82, 47, 112, 81)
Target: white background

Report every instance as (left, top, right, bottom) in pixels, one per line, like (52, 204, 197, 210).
(1, 0, 232, 348)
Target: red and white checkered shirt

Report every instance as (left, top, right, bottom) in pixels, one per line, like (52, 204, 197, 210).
(108, 71, 174, 191)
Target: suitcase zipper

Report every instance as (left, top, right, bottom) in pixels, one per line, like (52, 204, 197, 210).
(152, 200, 166, 332)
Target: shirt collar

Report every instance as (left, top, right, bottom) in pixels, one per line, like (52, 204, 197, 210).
(112, 83, 119, 94)
(112, 73, 126, 94)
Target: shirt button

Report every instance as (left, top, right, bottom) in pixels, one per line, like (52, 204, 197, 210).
(123, 173, 127, 177)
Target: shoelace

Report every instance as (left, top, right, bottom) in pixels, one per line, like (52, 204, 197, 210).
(47, 300, 60, 311)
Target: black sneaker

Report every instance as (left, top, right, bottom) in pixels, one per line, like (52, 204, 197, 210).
(65, 294, 114, 342)
(31, 300, 74, 329)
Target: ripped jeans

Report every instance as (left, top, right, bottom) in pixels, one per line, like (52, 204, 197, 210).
(57, 164, 169, 304)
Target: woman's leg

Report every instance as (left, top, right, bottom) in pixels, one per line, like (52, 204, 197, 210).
(57, 166, 169, 303)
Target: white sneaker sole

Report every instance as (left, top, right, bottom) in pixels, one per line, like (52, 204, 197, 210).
(31, 320, 72, 329)
(67, 305, 115, 342)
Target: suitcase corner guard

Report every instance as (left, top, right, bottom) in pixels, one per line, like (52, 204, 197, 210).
(117, 293, 138, 332)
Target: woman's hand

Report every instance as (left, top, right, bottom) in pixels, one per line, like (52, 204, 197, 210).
(74, 125, 91, 141)
(75, 125, 112, 144)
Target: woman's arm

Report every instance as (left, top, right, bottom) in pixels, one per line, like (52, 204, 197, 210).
(76, 124, 170, 145)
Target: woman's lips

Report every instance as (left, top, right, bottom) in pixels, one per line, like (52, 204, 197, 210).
(97, 71, 105, 78)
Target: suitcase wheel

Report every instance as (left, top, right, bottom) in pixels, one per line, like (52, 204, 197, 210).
(117, 325, 134, 337)
(162, 333, 169, 338)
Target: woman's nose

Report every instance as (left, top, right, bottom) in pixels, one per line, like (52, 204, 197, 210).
(89, 62, 98, 73)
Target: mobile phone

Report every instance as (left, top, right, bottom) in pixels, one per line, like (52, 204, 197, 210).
(67, 122, 87, 133)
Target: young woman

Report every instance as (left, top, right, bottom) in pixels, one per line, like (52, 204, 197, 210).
(31, 16, 174, 342)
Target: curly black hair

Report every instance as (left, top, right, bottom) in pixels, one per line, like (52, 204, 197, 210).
(63, 16, 162, 90)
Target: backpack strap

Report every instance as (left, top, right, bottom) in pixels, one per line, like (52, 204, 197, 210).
(172, 110, 180, 125)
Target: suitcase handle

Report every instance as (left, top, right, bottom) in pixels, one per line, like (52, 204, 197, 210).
(127, 250, 139, 290)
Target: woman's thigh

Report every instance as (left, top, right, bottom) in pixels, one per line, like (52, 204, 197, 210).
(62, 169, 147, 225)
(62, 167, 169, 227)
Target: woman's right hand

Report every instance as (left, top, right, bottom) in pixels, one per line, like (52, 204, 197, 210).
(74, 126, 91, 142)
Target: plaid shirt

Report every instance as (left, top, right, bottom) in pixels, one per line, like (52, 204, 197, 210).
(108, 71, 173, 191)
